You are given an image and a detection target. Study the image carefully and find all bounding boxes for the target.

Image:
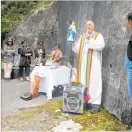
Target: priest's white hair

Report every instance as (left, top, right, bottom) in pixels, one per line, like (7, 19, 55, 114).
(86, 20, 94, 26)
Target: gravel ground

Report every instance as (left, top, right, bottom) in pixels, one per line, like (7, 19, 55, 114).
(1, 79, 62, 118)
(2, 101, 79, 132)
(2, 79, 77, 131)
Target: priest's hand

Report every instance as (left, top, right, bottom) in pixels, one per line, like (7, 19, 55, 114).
(86, 33, 91, 40)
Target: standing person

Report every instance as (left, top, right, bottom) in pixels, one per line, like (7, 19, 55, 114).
(67, 21, 76, 66)
(2, 38, 15, 81)
(125, 10, 132, 102)
(72, 21, 105, 113)
(34, 40, 46, 66)
(18, 40, 33, 81)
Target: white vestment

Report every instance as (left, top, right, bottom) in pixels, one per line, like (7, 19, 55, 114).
(72, 31, 105, 105)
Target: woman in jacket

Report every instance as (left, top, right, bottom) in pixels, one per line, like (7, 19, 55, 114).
(34, 41, 45, 66)
(2, 38, 15, 81)
(18, 40, 33, 81)
(125, 11, 132, 102)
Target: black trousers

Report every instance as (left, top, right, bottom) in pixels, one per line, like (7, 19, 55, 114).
(19, 66, 30, 77)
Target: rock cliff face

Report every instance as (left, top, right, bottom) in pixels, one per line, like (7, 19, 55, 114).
(4, 1, 132, 125)
(57, 1, 132, 125)
(10, 2, 60, 54)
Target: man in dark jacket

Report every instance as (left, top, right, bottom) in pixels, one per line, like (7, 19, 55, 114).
(124, 10, 132, 102)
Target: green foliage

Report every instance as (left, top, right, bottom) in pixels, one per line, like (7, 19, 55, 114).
(1, 1, 52, 39)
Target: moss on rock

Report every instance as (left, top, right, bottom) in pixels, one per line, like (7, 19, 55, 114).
(72, 109, 128, 131)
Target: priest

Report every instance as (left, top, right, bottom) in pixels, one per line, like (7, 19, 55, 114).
(72, 21, 105, 113)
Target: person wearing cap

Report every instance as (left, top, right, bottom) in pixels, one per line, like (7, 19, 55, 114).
(67, 21, 76, 66)
(18, 40, 33, 81)
(72, 21, 105, 113)
(2, 38, 15, 81)
(124, 10, 132, 102)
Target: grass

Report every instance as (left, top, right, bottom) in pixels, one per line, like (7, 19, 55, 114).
(15, 108, 44, 120)
(15, 100, 63, 120)
(72, 109, 128, 131)
(3, 100, 129, 131)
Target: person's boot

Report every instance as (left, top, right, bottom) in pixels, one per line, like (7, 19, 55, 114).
(90, 104, 100, 114)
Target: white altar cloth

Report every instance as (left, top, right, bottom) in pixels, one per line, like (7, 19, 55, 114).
(30, 66, 71, 100)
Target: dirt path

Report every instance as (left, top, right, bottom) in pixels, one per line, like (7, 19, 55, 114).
(1, 79, 62, 118)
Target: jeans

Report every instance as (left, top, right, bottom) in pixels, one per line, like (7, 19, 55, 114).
(128, 70, 132, 101)
(125, 55, 132, 101)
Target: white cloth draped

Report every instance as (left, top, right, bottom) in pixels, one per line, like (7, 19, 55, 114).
(30, 66, 71, 100)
